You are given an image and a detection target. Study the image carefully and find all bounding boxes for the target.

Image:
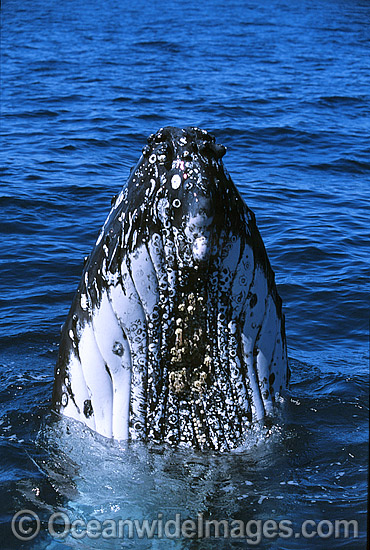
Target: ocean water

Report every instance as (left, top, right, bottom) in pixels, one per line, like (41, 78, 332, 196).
(1, 0, 369, 548)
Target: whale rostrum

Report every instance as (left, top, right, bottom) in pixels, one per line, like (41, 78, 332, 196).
(52, 127, 289, 451)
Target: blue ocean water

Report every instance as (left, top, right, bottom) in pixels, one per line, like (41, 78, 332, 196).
(1, 0, 369, 548)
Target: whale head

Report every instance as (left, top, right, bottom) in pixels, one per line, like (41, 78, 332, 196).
(52, 127, 289, 451)
(118, 127, 247, 270)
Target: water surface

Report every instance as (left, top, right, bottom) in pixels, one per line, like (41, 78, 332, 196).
(1, 0, 369, 548)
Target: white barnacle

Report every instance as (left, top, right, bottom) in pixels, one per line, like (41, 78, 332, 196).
(80, 293, 88, 311)
(106, 270, 119, 286)
(149, 154, 156, 164)
(173, 198, 181, 208)
(61, 393, 68, 407)
(157, 198, 170, 222)
(145, 178, 156, 197)
(192, 236, 209, 261)
(171, 174, 181, 189)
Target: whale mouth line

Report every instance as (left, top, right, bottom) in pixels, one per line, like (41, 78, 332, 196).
(52, 126, 289, 452)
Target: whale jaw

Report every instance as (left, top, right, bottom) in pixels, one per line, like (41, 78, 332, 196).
(52, 127, 288, 451)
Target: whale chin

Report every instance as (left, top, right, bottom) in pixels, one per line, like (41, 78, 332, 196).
(52, 126, 289, 451)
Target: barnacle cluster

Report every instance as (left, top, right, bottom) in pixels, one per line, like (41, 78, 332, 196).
(169, 292, 212, 396)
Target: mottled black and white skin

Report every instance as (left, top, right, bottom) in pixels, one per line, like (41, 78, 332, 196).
(52, 127, 289, 451)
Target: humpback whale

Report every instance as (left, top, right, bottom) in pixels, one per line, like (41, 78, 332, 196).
(52, 127, 289, 451)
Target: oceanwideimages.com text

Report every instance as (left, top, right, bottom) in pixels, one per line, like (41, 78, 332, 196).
(11, 510, 359, 544)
